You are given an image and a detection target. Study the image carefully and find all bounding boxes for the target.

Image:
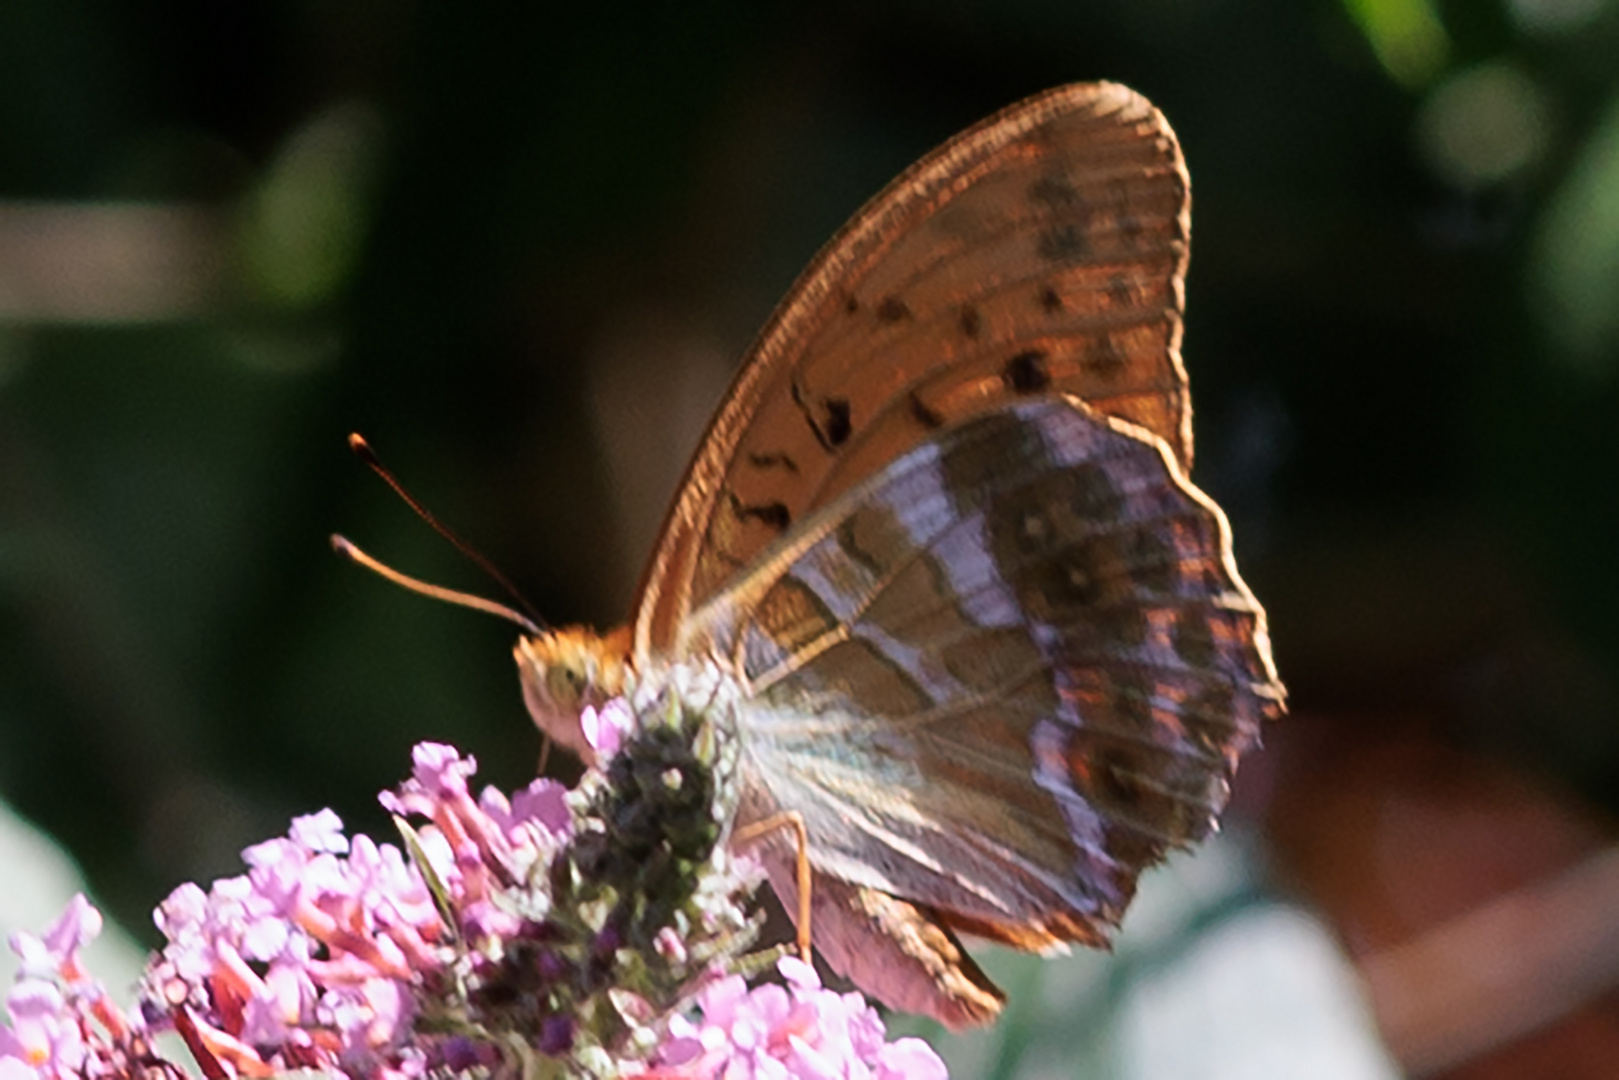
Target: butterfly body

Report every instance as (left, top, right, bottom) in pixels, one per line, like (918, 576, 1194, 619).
(515, 82, 1284, 1029)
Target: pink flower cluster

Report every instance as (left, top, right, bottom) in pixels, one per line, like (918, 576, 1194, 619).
(1, 896, 139, 1080)
(1, 739, 948, 1080)
(654, 958, 946, 1080)
(140, 744, 573, 1079)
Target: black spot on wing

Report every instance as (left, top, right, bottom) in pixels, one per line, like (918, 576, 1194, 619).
(747, 451, 800, 473)
(823, 397, 852, 447)
(1028, 174, 1080, 208)
(1030, 172, 1095, 264)
(1107, 275, 1135, 309)
(909, 392, 945, 430)
(1115, 180, 1147, 245)
(1002, 350, 1052, 394)
(1039, 286, 1064, 313)
(959, 305, 983, 339)
(792, 383, 854, 451)
(727, 492, 792, 531)
(1038, 224, 1089, 263)
(876, 296, 912, 323)
(1082, 335, 1128, 378)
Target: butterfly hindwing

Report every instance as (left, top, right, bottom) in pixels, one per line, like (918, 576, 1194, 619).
(685, 398, 1281, 957)
(746, 853, 1008, 1031)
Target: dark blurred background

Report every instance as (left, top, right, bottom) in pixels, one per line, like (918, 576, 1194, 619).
(4, 1, 1619, 1076)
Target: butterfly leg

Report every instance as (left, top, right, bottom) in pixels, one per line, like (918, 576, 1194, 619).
(731, 810, 813, 964)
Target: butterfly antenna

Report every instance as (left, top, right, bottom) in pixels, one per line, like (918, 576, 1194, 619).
(331, 534, 544, 636)
(345, 433, 547, 631)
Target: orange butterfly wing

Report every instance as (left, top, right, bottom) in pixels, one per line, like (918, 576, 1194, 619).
(634, 82, 1193, 660)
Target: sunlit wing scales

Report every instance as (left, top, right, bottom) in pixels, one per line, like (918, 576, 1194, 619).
(515, 81, 1285, 1030)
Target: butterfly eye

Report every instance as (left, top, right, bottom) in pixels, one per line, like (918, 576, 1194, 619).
(514, 627, 631, 767)
(546, 661, 589, 708)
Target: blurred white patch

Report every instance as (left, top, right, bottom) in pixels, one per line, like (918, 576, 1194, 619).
(0, 203, 225, 323)
(1416, 63, 1552, 189)
(888, 834, 1397, 1079)
(1118, 907, 1399, 1080)
(0, 800, 148, 997)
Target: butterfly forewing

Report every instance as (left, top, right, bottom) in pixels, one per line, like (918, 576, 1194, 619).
(683, 399, 1280, 948)
(635, 83, 1193, 657)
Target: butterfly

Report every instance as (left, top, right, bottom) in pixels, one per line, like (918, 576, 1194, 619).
(514, 82, 1285, 1030)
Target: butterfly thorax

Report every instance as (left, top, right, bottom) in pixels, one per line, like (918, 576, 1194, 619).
(514, 624, 633, 766)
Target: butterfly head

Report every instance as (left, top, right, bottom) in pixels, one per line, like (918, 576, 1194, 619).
(513, 624, 633, 766)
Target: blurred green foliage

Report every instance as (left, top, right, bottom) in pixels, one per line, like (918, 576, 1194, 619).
(3, 0, 1619, 1068)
